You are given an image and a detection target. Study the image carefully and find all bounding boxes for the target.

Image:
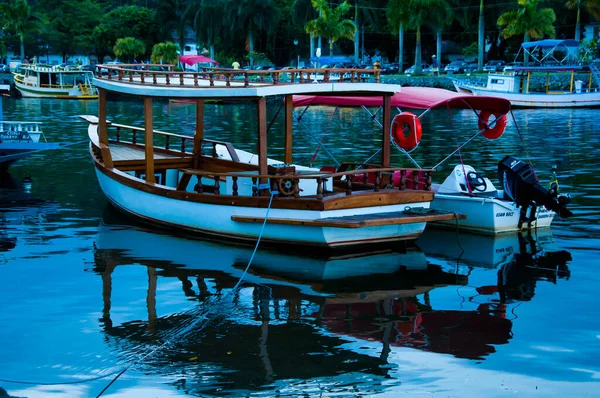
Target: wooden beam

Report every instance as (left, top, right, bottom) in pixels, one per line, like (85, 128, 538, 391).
(382, 94, 391, 168)
(98, 88, 113, 168)
(284, 94, 293, 164)
(193, 99, 205, 168)
(257, 97, 268, 194)
(144, 97, 155, 183)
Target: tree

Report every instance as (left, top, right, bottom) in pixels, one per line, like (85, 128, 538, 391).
(498, 0, 556, 64)
(566, 0, 600, 41)
(93, 6, 162, 61)
(291, 0, 318, 63)
(155, 0, 195, 52)
(428, 0, 453, 66)
(387, 0, 411, 72)
(227, 0, 281, 67)
(151, 41, 180, 64)
(43, 0, 104, 62)
(113, 37, 146, 62)
(0, 0, 45, 60)
(305, 0, 356, 57)
(193, 0, 228, 60)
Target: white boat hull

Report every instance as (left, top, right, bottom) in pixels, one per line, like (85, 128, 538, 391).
(95, 167, 431, 248)
(430, 193, 555, 234)
(14, 81, 97, 99)
(452, 80, 600, 108)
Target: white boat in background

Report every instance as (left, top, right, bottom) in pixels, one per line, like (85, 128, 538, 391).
(81, 64, 463, 250)
(291, 87, 573, 234)
(0, 87, 60, 171)
(451, 39, 600, 108)
(13, 64, 98, 99)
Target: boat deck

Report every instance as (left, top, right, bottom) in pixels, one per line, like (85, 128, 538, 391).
(110, 142, 183, 161)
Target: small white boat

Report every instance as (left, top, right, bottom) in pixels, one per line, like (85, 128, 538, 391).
(451, 39, 600, 108)
(13, 64, 98, 99)
(81, 64, 462, 250)
(0, 121, 60, 171)
(291, 87, 573, 234)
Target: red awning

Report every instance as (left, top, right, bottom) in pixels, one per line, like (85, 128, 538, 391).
(292, 87, 511, 115)
(179, 55, 219, 66)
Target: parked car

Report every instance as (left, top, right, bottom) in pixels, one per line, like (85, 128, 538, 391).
(483, 60, 505, 72)
(404, 63, 431, 74)
(444, 60, 467, 74)
(503, 62, 524, 72)
(464, 63, 479, 73)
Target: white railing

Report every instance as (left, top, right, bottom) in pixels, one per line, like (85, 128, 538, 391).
(0, 122, 46, 143)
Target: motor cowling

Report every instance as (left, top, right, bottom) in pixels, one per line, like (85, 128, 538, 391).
(497, 156, 572, 218)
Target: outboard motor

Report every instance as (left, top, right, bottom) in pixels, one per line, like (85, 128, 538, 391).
(498, 156, 572, 227)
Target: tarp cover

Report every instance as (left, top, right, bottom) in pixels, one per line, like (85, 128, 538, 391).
(521, 39, 579, 49)
(179, 55, 219, 65)
(292, 87, 511, 115)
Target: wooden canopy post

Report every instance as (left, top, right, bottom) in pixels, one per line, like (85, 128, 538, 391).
(193, 99, 205, 168)
(382, 94, 391, 168)
(257, 97, 268, 195)
(284, 95, 293, 164)
(98, 88, 113, 168)
(144, 97, 155, 183)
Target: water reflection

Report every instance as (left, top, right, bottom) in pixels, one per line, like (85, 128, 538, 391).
(87, 209, 570, 395)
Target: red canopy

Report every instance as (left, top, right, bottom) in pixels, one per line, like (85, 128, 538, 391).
(179, 55, 219, 66)
(292, 87, 511, 115)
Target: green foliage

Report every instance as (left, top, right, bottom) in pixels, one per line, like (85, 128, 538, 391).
(498, 0, 556, 41)
(305, 0, 355, 55)
(113, 37, 146, 62)
(463, 41, 478, 57)
(93, 5, 162, 61)
(151, 41, 180, 64)
(0, 0, 46, 59)
(579, 39, 599, 62)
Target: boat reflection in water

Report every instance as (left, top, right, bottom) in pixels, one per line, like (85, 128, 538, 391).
(92, 210, 571, 395)
(0, 173, 59, 255)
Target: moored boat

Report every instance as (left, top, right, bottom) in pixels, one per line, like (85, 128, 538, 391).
(451, 39, 600, 108)
(290, 87, 573, 234)
(13, 64, 98, 99)
(81, 64, 464, 250)
(0, 121, 60, 171)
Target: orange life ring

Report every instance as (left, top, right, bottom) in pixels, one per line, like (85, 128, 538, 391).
(392, 112, 422, 151)
(478, 111, 507, 140)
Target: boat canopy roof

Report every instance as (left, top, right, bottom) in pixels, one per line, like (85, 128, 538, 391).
(179, 55, 219, 66)
(292, 87, 511, 115)
(521, 39, 579, 49)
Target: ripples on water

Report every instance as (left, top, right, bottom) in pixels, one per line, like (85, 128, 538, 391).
(0, 97, 598, 397)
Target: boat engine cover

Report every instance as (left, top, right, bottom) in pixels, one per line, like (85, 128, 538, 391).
(498, 156, 572, 218)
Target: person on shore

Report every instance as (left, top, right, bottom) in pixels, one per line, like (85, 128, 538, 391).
(431, 55, 440, 76)
(232, 61, 240, 70)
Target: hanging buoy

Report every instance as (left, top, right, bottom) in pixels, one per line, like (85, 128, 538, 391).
(478, 111, 507, 140)
(392, 112, 422, 151)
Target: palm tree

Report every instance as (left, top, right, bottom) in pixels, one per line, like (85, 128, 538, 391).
(193, 0, 228, 60)
(428, 0, 453, 65)
(113, 37, 146, 63)
(151, 41, 180, 64)
(354, 1, 380, 64)
(292, 0, 318, 60)
(156, 0, 195, 53)
(228, 0, 280, 68)
(0, 0, 45, 60)
(305, 0, 356, 57)
(566, 0, 600, 42)
(387, 0, 410, 73)
(498, 0, 556, 64)
(478, 0, 484, 71)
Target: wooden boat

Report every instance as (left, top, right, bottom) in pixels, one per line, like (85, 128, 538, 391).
(13, 64, 98, 99)
(291, 88, 573, 234)
(80, 64, 465, 250)
(451, 40, 600, 108)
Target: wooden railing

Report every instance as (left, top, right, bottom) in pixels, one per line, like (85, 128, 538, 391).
(177, 166, 433, 198)
(95, 64, 381, 88)
(108, 123, 239, 161)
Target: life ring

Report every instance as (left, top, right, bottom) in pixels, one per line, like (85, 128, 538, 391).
(478, 111, 507, 140)
(391, 112, 422, 151)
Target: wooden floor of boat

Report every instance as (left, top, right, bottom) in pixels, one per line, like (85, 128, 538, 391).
(232, 209, 466, 229)
(110, 144, 180, 161)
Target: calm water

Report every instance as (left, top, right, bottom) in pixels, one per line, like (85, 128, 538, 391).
(0, 96, 599, 398)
